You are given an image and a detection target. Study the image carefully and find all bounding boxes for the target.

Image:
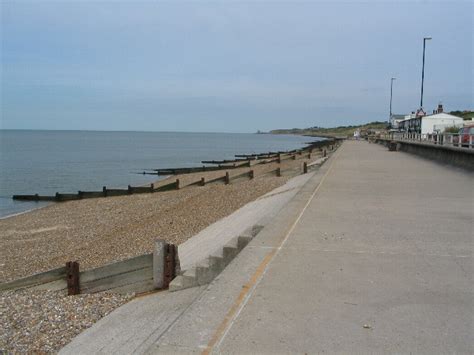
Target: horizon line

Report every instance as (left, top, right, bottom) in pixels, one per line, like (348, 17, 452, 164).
(0, 128, 267, 135)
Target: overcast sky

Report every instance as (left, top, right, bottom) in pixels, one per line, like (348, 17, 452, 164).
(1, 0, 472, 132)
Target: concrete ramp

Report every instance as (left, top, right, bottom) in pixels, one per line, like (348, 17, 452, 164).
(177, 172, 314, 271)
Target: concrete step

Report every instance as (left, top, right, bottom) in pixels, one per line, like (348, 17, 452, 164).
(237, 235, 252, 249)
(182, 268, 196, 278)
(208, 255, 225, 268)
(169, 225, 263, 292)
(168, 273, 196, 292)
(223, 245, 239, 260)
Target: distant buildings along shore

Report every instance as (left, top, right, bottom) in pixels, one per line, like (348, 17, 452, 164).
(390, 104, 473, 134)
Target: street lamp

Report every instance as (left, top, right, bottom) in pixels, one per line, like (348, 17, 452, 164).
(420, 36, 432, 109)
(390, 77, 396, 119)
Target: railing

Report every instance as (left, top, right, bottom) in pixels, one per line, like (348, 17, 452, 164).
(382, 132, 474, 149)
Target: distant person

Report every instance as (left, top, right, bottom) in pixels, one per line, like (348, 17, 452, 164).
(354, 130, 360, 140)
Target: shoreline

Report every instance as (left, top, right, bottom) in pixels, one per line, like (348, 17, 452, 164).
(0, 144, 334, 353)
(1, 130, 312, 220)
(0, 151, 322, 283)
(0, 203, 52, 221)
(1, 137, 313, 219)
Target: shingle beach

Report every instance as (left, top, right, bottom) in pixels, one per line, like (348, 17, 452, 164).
(0, 153, 320, 352)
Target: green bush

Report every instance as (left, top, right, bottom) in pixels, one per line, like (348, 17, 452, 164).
(444, 126, 460, 134)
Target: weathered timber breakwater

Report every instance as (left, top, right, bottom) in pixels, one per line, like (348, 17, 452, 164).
(11, 139, 331, 203)
(3, 139, 336, 283)
(1, 130, 314, 218)
(0, 138, 339, 353)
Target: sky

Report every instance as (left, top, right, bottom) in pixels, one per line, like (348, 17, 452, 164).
(1, 0, 473, 133)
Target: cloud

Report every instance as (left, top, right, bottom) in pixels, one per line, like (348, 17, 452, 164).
(2, 1, 472, 131)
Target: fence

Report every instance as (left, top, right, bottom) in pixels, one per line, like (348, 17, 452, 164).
(372, 135, 474, 171)
(383, 132, 474, 149)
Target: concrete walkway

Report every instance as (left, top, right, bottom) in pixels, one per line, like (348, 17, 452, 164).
(214, 141, 473, 354)
(62, 141, 473, 354)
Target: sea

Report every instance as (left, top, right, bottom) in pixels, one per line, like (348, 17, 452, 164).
(0, 130, 316, 218)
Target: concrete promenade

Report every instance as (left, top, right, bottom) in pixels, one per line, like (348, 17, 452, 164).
(62, 141, 473, 354)
(215, 140, 473, 353)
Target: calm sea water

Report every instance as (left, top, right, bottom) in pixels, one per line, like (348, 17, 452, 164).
(0, 130, 314, 218)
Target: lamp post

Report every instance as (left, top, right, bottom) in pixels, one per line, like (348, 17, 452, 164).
(390, 77, 396, 119)
(420, 37, 432, 109)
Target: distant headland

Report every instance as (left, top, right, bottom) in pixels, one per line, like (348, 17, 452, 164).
(268, 121, 388, 138)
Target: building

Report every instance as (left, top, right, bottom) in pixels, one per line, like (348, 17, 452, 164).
(390, 114, 406, 129)
(398, 104, 464, 134)
(422, 112, 465, 134)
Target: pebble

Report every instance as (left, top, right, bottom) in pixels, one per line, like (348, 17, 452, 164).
(0, 158, 317, 283)
(0, 154, 321, 352)
(0, 289, 132, 353)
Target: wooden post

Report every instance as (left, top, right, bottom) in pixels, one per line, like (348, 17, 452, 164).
(128, 185, 132, 194)
(323, 149, 327, 157)
(153, 240, 166, 289)
(308, 153, 311, 159)
(78, 191, 83, 199)
(103, 186, 107, 197)
(249, 170, 254, 179)
(277, 154, 281, 164)
(276, 167, 281, 177)
(55, 192, 60, 201)
(66, 261, 80, 295)
(176, 179, 180, 190)
(150, 183, 154, 192)
(163, 244, 177, 289)
(225, 172, 230, 185)
(200, 177, 206, 186)
(303, 162, 308, 174)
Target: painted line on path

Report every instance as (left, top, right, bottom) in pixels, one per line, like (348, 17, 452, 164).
(202, 143, 345, 355)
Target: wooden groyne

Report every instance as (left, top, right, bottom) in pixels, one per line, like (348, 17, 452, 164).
(12, 194, 57, 202)
(201, 159, 249, 164)
(12, 138, 340, 203)
(144, 140, 330, 176)
(13, 181, 177, 202)
(235, 153, 279, 159)
(149, 161, 250, 175)
(0, 240, 179, 295)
